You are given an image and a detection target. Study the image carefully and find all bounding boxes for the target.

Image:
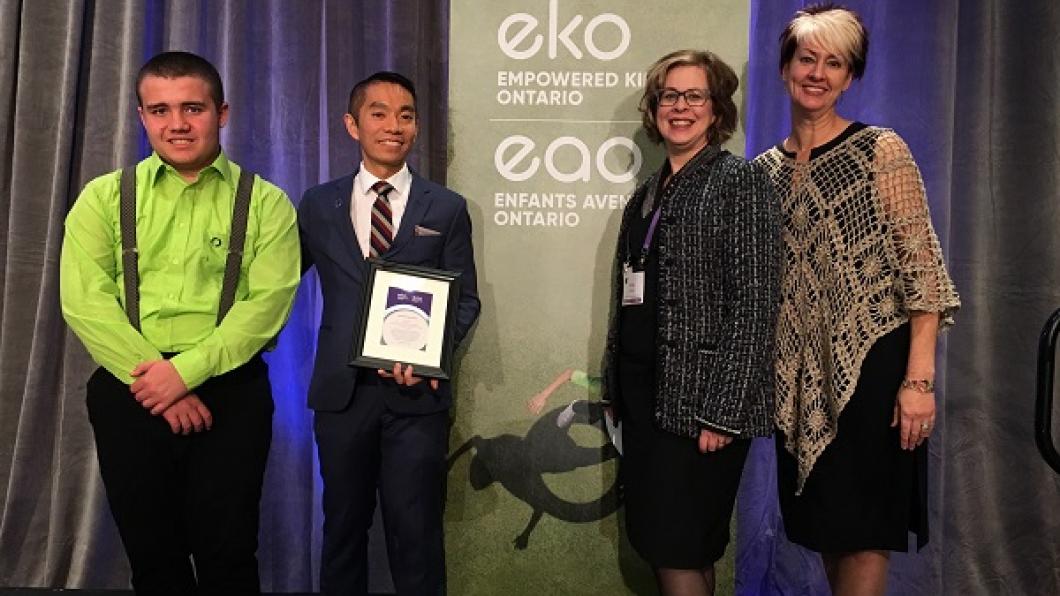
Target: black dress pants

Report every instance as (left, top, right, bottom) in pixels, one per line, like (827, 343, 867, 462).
(86, 356, 273, 595)
(314, 375, 449, 596)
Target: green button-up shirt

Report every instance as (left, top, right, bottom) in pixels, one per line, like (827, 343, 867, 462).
(60, 151, 300, 389)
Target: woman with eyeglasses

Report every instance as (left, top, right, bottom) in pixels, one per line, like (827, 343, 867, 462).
(600, 49, 779, 596)
(755, 5, 960, 594)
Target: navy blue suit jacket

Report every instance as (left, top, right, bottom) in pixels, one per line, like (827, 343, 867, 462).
(298, 171, 480, 414)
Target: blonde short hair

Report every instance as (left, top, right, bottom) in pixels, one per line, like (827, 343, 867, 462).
(638, 49, 739, 146)
(779, 3, 869, 79)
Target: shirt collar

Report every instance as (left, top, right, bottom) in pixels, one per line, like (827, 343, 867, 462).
(356, 163, 412, 200)
(145, 150, 234, 188)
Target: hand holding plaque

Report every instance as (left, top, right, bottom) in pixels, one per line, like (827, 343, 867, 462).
(377, 362, 440, 391)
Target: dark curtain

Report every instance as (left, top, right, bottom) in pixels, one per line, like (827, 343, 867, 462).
(737, 1, 1060, 595)
(2, 0, 1059, 593)
(0, 0, 447, 590)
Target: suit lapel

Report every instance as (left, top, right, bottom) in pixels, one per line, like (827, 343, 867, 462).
(388, 173, 430, 256)
(327, 175, 369, 276)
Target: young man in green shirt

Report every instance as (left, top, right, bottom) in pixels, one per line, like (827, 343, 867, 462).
(59, 51, 300, 594)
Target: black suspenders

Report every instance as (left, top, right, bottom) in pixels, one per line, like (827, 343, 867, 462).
(119, 166, 256, 331)
(119, 166, 141, 330)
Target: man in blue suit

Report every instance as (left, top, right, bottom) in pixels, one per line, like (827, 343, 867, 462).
(298, 71, 480, 596)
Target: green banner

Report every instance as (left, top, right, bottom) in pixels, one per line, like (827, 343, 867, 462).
(447, 1, 749, 593)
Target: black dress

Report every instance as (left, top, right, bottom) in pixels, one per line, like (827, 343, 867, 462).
(617, 174, 751, 569)
(775, 323, 929, 552)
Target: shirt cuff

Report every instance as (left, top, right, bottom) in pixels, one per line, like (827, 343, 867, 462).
(169, 350, 212, 391)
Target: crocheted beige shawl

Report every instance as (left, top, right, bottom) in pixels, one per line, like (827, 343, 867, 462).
(756, 126, 960, 492)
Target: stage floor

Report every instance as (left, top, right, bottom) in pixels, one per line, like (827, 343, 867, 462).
(0, 591, 332, 596)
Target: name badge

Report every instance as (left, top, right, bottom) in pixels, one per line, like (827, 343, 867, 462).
(622, 263, 644, 306)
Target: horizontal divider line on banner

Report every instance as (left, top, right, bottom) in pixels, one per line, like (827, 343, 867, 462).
(489, 118, 642, 124)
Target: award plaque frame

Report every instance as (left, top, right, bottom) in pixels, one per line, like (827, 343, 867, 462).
(348, 259, 461, 380)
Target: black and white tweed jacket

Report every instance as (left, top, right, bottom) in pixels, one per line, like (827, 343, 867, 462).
(601, 146, 781, 438)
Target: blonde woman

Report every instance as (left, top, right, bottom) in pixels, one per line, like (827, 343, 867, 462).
(756, 4, 960, 594)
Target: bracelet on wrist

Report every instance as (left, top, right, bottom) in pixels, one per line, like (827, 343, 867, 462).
(900, 378, 934, 393)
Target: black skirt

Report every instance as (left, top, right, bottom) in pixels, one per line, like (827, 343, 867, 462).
(619, 359, 750, 569)
(776, 323, 928, 552)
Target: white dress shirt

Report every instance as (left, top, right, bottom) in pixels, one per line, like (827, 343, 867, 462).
(350, 163, 412, 258)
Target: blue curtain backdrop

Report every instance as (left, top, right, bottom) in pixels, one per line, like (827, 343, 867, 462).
(0, 0, 447, 590)
(737, 2, 1060, 595)
(1, 0, 1058, 593)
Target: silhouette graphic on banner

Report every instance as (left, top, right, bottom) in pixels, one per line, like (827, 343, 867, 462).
(450, 393, 619, 549)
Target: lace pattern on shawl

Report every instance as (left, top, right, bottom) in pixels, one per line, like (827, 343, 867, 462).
(756, 126, 960, 492)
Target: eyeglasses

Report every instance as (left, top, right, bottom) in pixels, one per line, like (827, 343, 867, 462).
(656, 88, 711, 107)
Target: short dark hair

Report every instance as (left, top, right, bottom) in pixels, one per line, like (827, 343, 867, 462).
(347, 71, 417, 119)
(136, 51, 225, 108)
(638, 49, 739, 146)
(779, 3, 869, 79)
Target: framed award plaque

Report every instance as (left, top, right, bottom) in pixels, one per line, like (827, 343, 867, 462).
(348, 259, 461, 379)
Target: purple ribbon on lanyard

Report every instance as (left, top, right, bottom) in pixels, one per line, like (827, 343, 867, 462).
(643, 207, 662, 252)
(637, 207, 663, 267)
